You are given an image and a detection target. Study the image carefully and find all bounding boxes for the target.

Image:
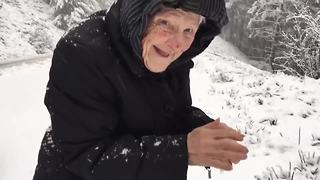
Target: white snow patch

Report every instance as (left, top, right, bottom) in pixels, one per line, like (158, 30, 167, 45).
(120, 148, 131, 155)
(154, 141, 161, 146)
(171, 139, 179, 146)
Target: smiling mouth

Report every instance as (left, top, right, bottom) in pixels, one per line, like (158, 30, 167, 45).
(154, 46, 170, 58)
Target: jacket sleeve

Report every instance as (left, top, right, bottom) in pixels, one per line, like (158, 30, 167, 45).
(173, 63, 213, 133)
(45, 39, 189, 180)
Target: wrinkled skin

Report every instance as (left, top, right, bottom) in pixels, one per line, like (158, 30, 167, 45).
(142, 7, 201, 73)
(188, 118, 249, 170)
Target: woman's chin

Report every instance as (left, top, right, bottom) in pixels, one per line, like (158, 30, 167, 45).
(143, 51, 174, 72)
(145, 61, 169, 73)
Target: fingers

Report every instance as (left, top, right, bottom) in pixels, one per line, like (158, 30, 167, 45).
(205, 128, 245, 141)
(195, 136, 248, 162)
(188, 120, 249, 170)
(230, 158, 241, 164)
(189, 155, 233, 170)
(216, 138, 248, 153)
(220, 151, 247, 163)
(203, 118, 220, 128)
(203, 148, 248, 162)
(189, 126, 248, 155)
(210, 159, 233, 171)
(203, 119, 245, 137)
(217, 123, 242, 135)
(200, 136, 248, 154)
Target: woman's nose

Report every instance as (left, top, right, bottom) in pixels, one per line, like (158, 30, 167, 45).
(169, 34, 185, 51)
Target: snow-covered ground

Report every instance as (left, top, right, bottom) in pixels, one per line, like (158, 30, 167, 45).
(0, 61, 51, 180)
(0, 36, 319, 180)
(1, 0, 320, 179)
(188, 39, 320, 180)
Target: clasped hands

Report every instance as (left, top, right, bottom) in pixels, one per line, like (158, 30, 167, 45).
(187, 118, 249, 170)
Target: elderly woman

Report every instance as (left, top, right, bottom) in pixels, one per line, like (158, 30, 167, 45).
(33, 0, 248, 180)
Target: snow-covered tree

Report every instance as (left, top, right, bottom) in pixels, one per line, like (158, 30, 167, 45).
(247, 0, 290, 71)
(248, 0, 286, 41)
(29, 27, 55, 54)
(45, 0, 115, 30)
(274, 0, 320, 78)
(248, 0, 320, 79)
(222, 0, 275, 71)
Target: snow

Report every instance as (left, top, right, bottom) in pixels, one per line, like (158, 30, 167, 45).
(0, 61, 51, 180)
(1, 1, 320, 179)
(1, 36, 319, 180)
(187, 37, 320, 180)
(172, 139, 180, 146)
(154, 141, 162, 146)
(0, 0, 63, 61)
(120, 148, 131, 155)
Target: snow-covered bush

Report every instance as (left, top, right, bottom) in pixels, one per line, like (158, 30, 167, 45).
(311, 134, 320, 146)
(222, 0, 262, 61)
(255, 151, 320, 180)
(248, 0, 320, 79)
(274, 1, 320, 79)
(28, 27, 55, 54)
(45, 0, 115, 30)
(247, 0, 291, 72)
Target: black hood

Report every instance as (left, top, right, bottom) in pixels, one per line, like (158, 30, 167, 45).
(106, 0, 228, 76)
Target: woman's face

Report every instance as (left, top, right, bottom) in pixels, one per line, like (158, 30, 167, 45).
(142, 8, 201, 73)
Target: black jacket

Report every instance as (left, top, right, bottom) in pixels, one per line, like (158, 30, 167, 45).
(33, 1, 227, 180)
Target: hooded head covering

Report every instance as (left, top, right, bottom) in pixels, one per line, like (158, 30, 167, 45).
(107, 0, 228, 75)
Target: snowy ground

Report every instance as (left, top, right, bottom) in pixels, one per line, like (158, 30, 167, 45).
(0, 61, 51, 180)
(1, 36, 320, 180)
(189, 40, 320, 180)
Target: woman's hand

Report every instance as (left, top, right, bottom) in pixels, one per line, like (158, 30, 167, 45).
(187, 119, 248, 170)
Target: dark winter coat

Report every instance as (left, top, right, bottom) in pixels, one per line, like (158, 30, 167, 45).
(33, 0, 228, 180)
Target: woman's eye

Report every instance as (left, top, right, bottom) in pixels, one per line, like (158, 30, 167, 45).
(184, 28, 194, 34)
(157, 19, 174, 32)
(158, 19, 170, 27)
